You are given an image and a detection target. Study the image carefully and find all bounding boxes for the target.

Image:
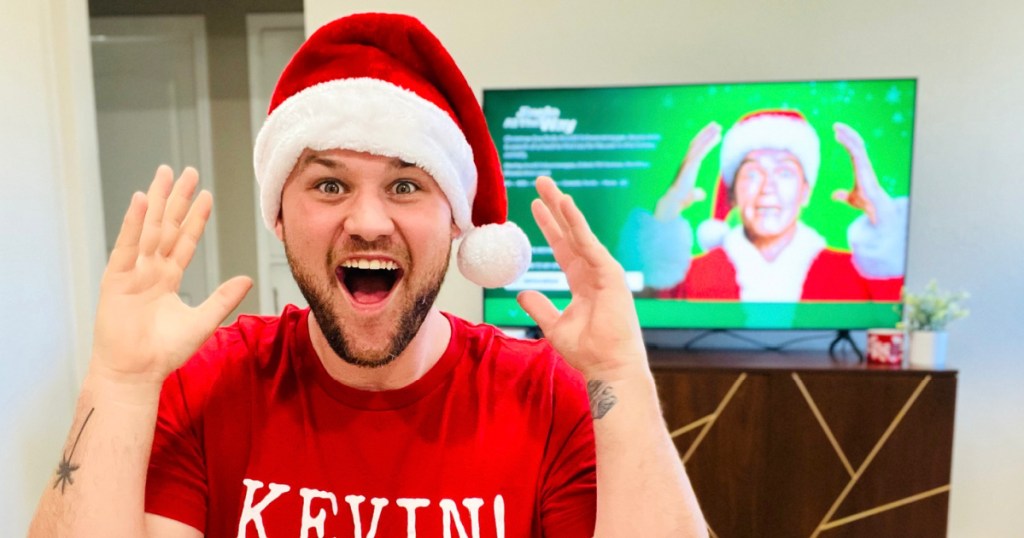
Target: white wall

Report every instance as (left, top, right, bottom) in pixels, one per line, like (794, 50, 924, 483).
(0, 0, 104, 534)
(305, 2, 1024, 535)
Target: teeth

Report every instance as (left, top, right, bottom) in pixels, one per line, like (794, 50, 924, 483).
(341, 259, 398, 270)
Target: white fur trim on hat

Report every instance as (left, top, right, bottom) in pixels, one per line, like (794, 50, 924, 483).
(457, 222, 532, 288)
(253, 77, 476, 233)
(696, 218, 730, 252)
(719, 114, 820, 190)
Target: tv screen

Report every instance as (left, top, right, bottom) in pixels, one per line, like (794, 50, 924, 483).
(482, 79, 915, 330)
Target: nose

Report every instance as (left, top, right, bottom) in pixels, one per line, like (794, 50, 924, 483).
(759, 171, 779, 194)
(344, 191, 395, 241)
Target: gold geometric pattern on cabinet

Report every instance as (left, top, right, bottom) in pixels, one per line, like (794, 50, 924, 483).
(654, 366, 956, 537)
(671, 373, 747, 463)
(794, 373, 951, 536)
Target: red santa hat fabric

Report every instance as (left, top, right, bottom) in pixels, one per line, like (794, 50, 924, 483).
(253, 12, 530, 288)
(696, 109, 821, 251)
(719, 109, 820, 189)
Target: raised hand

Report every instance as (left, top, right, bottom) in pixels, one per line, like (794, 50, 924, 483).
(517, 177, 647, 381)
(654, 121, 722, 221)
(90, 166, 252, 386)
(831, 122, 892, 225)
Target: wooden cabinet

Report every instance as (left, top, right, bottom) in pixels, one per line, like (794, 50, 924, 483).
(649, 351, 957, 537)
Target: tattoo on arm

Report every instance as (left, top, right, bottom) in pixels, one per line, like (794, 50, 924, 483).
(54, 407, 94, 494)
(587, 380, 617, 420)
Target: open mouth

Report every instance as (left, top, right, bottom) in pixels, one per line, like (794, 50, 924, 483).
(336, 258, 403, 305)
(755, 206, 782, 215)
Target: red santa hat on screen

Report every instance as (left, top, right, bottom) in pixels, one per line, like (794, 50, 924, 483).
(253, 13, 530, 288)
(696, 109, 821, 251)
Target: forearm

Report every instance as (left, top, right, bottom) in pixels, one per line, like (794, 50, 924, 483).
(29, 372, 162, 538)
(590, 365, 707, 538)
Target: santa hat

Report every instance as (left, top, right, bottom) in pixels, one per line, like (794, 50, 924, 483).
(253, 13, 530, 288)
(696, 109, 820, 251)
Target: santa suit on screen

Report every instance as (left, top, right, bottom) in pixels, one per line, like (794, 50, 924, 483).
(627, 110, 907, 302)
(659, 221, 905, 301)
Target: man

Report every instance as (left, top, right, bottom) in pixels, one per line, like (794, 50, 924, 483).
(30, 13, 706, 538)
(630, 110, 908, 301)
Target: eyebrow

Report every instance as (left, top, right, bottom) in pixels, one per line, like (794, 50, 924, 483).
(738, 154, 802, 167)
(300, 153, 417, 172)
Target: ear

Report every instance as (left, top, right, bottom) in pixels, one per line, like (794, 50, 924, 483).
(274, 216, 285, 241)
(451, 220, 462, 239)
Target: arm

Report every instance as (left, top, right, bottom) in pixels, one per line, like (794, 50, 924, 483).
(519, 177, 707, 538)
(832, 122, 908, 278)
(618, 122, 721, 293)
(653, 122, 720, 221)
(28, 166, 251, 538)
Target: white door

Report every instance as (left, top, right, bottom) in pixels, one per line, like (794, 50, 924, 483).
(247, 13, 306, 314)
(91, 16, 219, 307)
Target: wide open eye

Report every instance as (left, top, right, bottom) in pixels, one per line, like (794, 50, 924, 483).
(392, 180, 420, 195)
(316, 179, 344, 195)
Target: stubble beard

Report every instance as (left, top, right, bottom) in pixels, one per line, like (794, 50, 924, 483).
(284, 235, 449, 369)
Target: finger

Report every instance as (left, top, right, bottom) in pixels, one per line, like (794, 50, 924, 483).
(138, 166, 175, 256)
(535, 177, 573, 239)
(700, 122, 723, 150)
(107, 192, 148, 272)
(698, 121, 722, 141)
(558, 194, 617, 269)
(831, 189, 851, 204)
(171, 190, 213, 269)
(834, 122, 865, 152)
(687, 122, 723, 162)
(194, 276, 253, 333)
(158, 167, 200, 256)
(531, 198, 575, 271)
(516, 290, 560, 334)
(533, 177, 581, 264)
(688, 186, 707, 205)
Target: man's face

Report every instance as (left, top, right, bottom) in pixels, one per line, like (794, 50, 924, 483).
(276, 149, 458, 368)
(731, 149, 810, 243)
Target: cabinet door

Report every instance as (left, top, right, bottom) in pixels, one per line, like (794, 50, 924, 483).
(766, 371, 955, 538)
(655, 370, 770, 537)
(653, 367, 955, 538)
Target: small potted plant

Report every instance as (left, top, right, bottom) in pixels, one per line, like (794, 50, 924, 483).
(899, 280, 969, 368)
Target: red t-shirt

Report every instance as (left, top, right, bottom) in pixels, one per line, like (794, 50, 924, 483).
(145, 306, 596, 537)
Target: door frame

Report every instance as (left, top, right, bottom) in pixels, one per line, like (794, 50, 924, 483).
(246, 12, 305, 314)
(90, 15, 221, 304)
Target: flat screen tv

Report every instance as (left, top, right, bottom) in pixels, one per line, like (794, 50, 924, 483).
(482, 79, 915, 330)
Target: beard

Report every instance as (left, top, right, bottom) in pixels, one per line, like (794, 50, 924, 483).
(285, 234, 449, 369)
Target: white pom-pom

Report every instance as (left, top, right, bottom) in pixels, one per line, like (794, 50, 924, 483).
(457, 222, 532, 288)
(696, 219, 730, 252)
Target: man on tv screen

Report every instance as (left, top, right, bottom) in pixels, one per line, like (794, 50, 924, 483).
(631, 109, 907, 302)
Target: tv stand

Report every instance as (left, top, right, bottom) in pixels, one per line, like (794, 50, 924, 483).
(682, 329, 727, 350)
(674, 329, 854, 354)
(648, 350, 956, 536)
(829, 329, 864, 362)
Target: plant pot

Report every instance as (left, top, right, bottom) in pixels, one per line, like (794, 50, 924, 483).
(908, 330, 948, 368)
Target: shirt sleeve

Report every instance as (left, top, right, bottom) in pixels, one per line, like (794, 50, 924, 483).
(144, 367, 210, 533)
(539, 359, 597, 537)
